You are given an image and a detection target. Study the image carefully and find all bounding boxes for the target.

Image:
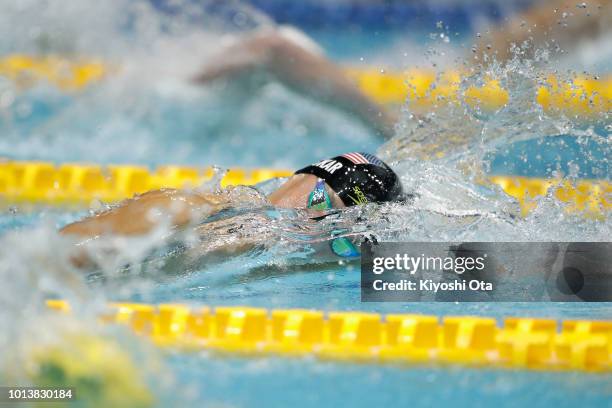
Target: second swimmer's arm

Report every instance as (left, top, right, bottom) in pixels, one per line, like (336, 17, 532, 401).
(60, 189, 228, 237)
(194, 30, 396, 139)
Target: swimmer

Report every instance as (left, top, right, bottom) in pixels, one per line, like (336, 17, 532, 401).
(60, 153, 404, 263)
(193, 26, 397, 139)
(193, 5, 609, 143)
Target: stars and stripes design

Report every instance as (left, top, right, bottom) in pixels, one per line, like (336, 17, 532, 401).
(341, 152, 384, 166)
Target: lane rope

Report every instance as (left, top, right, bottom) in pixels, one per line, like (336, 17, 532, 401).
(1, 54, 609, 117)
(0, 161, 608, 215)
(46, 300, 612, 372)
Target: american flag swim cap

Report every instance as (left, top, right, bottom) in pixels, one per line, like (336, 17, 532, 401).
(340, 152, 385, 167)
(295, 152, 403, 206)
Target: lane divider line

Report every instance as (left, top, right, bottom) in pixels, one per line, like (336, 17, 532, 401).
(46, 300, 612, 372)
(0, 161, 608, 215)
(1, 55, 609, 117)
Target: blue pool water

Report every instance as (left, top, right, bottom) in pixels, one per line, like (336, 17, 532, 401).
(2, 86, 609, 179)
(165, 356, 611, 408)
(0, 2, 610, 407)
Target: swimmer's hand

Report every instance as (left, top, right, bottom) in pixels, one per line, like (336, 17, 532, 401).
(60, 189, 229, 237)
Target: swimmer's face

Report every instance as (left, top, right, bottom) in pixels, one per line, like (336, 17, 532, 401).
(267, 174, 345, 210)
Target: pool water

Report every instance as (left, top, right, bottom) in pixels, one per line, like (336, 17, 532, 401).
(0, 1, 610, 407)
(165, 356, 611, 408)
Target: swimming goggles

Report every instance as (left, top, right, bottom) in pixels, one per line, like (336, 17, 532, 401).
(307, 179, 360, 258)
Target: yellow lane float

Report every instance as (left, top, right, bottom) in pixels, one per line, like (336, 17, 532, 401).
(46, 300, 612, 373)
(0, 54, 609, 117)
(0, 161, 608, 215)
(348, 68, 610, 118)
(0, 54, 106, 90)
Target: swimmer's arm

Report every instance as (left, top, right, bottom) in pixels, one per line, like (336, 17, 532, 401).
(193, 31, 395, 138)
(192, 42, 267, 82)
(60, 189, 228, 237)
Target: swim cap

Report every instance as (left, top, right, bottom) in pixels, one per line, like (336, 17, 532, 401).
(295, 152, 403, 207)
